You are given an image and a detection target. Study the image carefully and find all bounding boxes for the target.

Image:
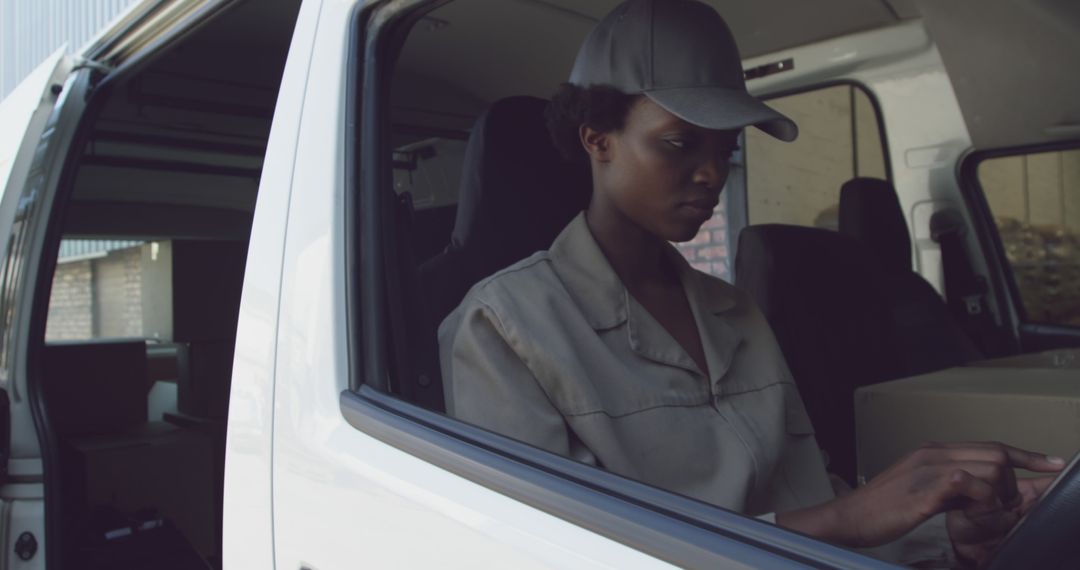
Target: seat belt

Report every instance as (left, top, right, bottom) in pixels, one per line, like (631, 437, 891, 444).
(931, 210, 987, 316)
(929, 209, 1012, 356)
(388, 191, 445, 411)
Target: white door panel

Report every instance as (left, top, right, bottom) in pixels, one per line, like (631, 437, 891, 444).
(0, 61, 93, 569)
(1, 488, 45, 569)
(0, 49, 72, 280)
(0, 55, 80, 464)
(222, 0, 326, 568)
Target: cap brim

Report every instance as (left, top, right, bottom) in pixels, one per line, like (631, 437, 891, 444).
(644, 87, 798, 142)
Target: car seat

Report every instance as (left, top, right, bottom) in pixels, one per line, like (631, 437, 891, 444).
(735, 225, 900, 484)
(838, 177, 982, 374)
(395, 96, 591, 412)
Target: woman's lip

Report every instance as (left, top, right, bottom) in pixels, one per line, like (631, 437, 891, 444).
(682, 200, 719, 211)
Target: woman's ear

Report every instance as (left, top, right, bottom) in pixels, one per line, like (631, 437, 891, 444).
(579, 125, 613, 162)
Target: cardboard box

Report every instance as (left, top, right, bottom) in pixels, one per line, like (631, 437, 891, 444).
(63, 422, 217, 557)
(969, 348, 1079, 370)
(855, 365, 1080, 482)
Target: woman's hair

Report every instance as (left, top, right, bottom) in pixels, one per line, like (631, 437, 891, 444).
(544, 83, 639, 163)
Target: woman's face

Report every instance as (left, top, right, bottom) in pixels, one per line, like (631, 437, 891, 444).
(587, 98, 740, 242)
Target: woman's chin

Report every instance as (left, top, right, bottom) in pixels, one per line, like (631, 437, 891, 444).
(665, 222, 707, 243)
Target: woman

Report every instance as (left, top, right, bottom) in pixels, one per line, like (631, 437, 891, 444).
(438, 0, 1063, 566)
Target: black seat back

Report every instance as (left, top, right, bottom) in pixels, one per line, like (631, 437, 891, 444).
(735, 225, 900, 484)
(839, 177, 982, 374)
(421, 96, 592, 325)
(398, 96, 591, 411)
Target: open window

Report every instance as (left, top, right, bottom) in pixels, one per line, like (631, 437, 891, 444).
(963, 144, 1080, 352)
(341, 0, 884, 567)
(745, 83, 889, 230)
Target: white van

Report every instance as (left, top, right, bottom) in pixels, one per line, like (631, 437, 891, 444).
(1, 0, 1078, 567)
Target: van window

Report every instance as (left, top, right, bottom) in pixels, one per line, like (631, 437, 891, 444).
(351, 1, 875, 567)
(746, 84, 887, 229)
(46, 239, 173, 341)
(977, 149, 1080, 326)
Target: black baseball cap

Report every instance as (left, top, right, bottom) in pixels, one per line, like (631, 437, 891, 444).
(569, 0, 798, 141)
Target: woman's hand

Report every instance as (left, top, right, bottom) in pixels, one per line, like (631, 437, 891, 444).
(947, 471, 1055, 567)
(777, 442, 1064, 556)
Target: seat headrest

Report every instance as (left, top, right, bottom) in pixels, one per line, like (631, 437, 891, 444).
(838, 177, 911, 274)
(447, 96, 590, 268)
(736, 224, 886, 317)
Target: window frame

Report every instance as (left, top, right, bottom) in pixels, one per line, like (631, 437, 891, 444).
(340, 0, 888, 567)
(958, 141, 1080, 350)
(733, 80, 892, 240)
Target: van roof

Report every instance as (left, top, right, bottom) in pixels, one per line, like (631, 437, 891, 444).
(397, 0, 1079, 149)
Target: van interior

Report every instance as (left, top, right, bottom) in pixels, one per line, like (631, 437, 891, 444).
(382, 0, 1080, 484)
(39, 0, 299, 566)
(30, 0, 1079, 567)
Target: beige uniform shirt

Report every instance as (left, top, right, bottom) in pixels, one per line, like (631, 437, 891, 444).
(440, 213, 953, 566)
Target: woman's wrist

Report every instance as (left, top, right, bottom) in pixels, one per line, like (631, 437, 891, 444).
(775, 496, 863, 548)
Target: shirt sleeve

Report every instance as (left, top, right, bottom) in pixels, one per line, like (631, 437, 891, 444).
(439, 298, 572, 457)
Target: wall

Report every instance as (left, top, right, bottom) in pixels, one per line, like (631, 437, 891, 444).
(1, 0, 138, 99)
(980, 150, 1080, 232)
(746, 84, 887, 229)
(46, 242, 174, 341)
(94, 246, 143, 337)
(979, 150, 1080, 325)
(45, 259, 94, 340)
(140, 241, 174, 341)
(677, 204, 732, 280)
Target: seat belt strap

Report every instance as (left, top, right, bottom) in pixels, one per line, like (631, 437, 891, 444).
(929, 209, 1011, 355)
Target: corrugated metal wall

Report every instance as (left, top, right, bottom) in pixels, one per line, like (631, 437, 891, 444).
(0, 0, 139, 100)
(58, 239, 144, 262)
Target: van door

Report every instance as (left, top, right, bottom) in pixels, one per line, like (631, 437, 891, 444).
(0, 2, 242, 567)
(0, 49, 73, 273)
(0, 49, 82, 569)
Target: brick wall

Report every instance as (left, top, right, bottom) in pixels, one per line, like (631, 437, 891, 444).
(46, 245, 147, 341)
(94, 246, 144, 338)
(45, 259, 94, 340)
(675, 202, 731, 282)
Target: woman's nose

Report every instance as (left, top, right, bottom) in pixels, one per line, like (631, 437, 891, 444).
(693, 154, 728, 189)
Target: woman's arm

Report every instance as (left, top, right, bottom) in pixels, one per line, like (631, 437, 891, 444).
(776, 442, 1064, 565)
(440, 299, 572, 456)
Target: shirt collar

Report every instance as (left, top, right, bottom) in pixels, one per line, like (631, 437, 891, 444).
(549, 213, 741, 380)
(548, 212, 628, 330)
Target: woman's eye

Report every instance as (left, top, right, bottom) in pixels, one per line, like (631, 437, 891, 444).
(665, 138, 688, 150)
